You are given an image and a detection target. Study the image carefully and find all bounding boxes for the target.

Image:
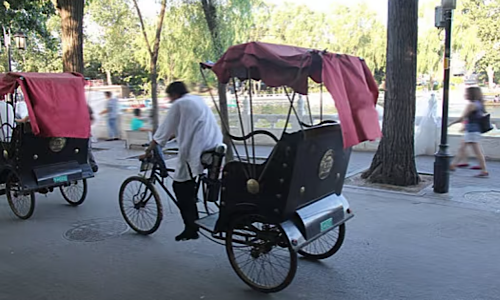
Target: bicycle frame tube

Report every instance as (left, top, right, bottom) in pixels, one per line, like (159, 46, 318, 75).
(140, 162, 208, 212)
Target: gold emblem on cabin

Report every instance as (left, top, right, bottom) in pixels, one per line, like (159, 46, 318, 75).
(49, 137, 66, 153)
(318, 149, 334, 180)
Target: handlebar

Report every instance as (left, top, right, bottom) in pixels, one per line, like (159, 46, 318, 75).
(142, 138, 177, 148)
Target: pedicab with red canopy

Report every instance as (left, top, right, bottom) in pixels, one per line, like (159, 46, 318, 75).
(0, 72, 94, 219)
(118, 42, 381, 292)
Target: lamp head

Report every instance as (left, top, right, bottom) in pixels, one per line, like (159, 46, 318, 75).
(13, 31, 26, 50)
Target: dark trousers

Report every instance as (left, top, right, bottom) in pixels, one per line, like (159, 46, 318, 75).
(173, 180, 199, 232)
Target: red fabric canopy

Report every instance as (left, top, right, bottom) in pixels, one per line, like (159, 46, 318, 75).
(321, 53, 381, 148)
(202, 42, 382, 148)
(0, 72, 91, 138)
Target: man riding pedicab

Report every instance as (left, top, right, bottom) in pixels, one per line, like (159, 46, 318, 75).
(142, 81, 222, 241)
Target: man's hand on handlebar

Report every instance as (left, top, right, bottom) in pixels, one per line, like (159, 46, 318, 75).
(138, 152, 151, 161)
(140, 140, 158, 161)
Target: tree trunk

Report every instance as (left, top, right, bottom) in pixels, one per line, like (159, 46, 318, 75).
(487, 65, 494, 90)
(56, 0, 84, 73)
(132, 0, 166, 131)
(362, 0, 420, 186)
(201, 0, 234, 161)
(150, 58, 159, 130)
(106, 69, 112, 85)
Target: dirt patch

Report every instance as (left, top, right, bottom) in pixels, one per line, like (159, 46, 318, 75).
(345, 171, 434, 194)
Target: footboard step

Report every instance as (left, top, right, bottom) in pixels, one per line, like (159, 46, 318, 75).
(195, 213, 219, 233)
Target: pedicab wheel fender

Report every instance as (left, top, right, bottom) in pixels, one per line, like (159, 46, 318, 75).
(225, 213, 298, 293)
(6, 172, 35, 220)
(60, 179, 88, 206)
(298, 223, 346, 260)
(118, 176, 163, 235)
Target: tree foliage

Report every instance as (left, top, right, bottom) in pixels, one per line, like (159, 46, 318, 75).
(0, 0, 55, 38)
(462, 0, 500, 86)
(87, 0, 139, 84)
(415, 0, 483, 83)
(9, 0, 500, 92)
(252, 2, 386, 80)
(0, 0, 57, 72)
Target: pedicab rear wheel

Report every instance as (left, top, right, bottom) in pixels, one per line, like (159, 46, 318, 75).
(6, 173, 35, 220)
(60, 179, 88, 206)
(226, 214, 297, 293)
(119, 176, 163, 235)
(298, 223, 345, 260)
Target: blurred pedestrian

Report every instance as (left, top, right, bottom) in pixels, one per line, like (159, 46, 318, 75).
(99, 91, 119, 141)
(131, 108, 150, 131)
(449, 87, 488, 177)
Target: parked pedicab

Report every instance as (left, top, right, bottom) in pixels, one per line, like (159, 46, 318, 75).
(118, 42, 382, 292)
(0, 72, 94, 219)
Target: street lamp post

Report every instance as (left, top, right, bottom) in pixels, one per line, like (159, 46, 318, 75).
(433, 0, 456, 194)
(3, 26, 12, 72)
(2, 27, 26, 72)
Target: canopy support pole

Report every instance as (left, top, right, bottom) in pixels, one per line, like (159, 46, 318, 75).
(199, 67, 249, 178)
(232, 77, 252, 178)
(280, 91, 296, 138)
(283, 87, 305, 133)
(247, 70, 256, 177)
(320, 83, 324, 122)
(305, 95, 313, 125)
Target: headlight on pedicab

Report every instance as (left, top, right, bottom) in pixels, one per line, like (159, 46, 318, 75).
(49, 138, 66, 152)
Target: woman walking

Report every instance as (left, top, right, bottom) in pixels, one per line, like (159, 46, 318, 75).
(449, 86, 488, 177)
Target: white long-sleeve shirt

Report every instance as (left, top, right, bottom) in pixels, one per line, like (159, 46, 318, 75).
(153, 94, 222, 182)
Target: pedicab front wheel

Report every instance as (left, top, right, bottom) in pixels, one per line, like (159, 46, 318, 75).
(225, 214, 298, 293)
(119, 176, 163, 235)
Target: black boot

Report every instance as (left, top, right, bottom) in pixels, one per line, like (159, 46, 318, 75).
(175, 228, 199, 241)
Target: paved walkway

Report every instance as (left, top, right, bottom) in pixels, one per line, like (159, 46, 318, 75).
(0, 140, 499, 300)
(92, 139, 500, 212)
(2, 164, 499, 300)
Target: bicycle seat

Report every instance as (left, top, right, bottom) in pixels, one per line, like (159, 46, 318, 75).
(201, 143, 227, 169)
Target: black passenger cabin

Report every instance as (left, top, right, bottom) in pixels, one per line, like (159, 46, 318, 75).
(217, 122, 351, 229)
(0, 123, 92, 192)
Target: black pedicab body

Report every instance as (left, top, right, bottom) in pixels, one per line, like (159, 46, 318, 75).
(0, 72, 94, 219)
(118, 42, 382, 293)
